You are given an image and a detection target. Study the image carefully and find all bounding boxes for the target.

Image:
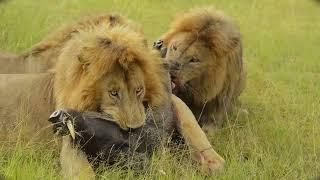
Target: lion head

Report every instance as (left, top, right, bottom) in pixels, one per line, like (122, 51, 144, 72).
(54, 24, 167, 130)
(160, 7, 242, 103)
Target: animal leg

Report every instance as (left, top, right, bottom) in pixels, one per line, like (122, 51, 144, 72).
(171, 94, 225, 174)
(208, 89, 234, 128)
(60, 136, 95, 180)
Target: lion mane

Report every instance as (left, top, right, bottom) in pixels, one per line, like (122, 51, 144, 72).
(54, 23, 167, 125)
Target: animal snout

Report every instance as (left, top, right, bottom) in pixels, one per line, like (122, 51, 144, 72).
(125, 111, 146, 129)
(170, 74, 178, 81)
(170, 61, 182, 71)
(49, 109, 64, 122)
(48, 109, 72, 123)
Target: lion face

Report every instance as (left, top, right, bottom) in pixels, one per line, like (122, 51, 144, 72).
(99, 64, 146, 129)
(164, 32, 214, 88)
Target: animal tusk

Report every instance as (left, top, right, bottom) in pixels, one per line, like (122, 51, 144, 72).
(66, 120, 76, 139)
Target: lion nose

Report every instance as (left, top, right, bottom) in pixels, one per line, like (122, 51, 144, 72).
(171, 74, 177, 81)
(126, 111, 146, 129)
(170, 62, 182, 71)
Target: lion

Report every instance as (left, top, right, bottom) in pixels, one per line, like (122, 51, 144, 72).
(154, 7, 246, 128)
(0, 13, 144, 74)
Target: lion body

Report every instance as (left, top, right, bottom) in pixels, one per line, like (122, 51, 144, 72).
(0, 73, 55, 142)
(160, 7, 246, 126)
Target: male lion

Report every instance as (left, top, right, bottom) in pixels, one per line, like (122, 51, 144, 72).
(0, 13, 144, 74)
(154, 7, 246, 128)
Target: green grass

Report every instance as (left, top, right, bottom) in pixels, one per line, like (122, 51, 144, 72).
(1, 0, 320, 179)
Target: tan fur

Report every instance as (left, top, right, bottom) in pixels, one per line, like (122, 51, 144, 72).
(0, 73, 55, 143)
(60, 136, 95, 180)
(0, 13, 144, 74)
(0, 51, 21, 73)
(161, 7, 246, 127)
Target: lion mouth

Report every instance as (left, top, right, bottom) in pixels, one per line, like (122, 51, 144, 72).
(171, 81, 176, 90)
(170, 74, 181, 92)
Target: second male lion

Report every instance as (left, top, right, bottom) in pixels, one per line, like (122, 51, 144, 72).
(155, 7, 246, 128)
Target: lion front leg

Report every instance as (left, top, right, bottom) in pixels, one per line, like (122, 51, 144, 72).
(60, 136, 95, 180)
(202, 103, 226, 135)
(205, 88, 235, 129)
(171, 95, 225, 174)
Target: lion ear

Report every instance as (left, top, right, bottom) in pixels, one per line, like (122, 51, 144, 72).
(203, 31, 241, 58)
(98, 37, 112, 48)
(77, 54, 90, 71)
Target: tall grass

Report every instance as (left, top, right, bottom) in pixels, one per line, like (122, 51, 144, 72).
(1, 0, 319, 179)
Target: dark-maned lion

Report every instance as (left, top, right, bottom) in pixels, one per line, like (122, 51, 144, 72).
(155, 7, 246, 128)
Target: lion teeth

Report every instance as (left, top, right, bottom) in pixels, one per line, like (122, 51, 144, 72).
(171, 81, 176, 89)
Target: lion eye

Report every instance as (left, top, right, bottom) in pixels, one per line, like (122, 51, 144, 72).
(109, 90, 118, 97)
(136, 87, 143, 96)
(189, 56, 200, 63)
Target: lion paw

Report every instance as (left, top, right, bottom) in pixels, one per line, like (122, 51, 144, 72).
(193, 149, 225, 174)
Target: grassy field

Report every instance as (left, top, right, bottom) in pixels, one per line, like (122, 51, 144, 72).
(1, 0, 320, 179)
